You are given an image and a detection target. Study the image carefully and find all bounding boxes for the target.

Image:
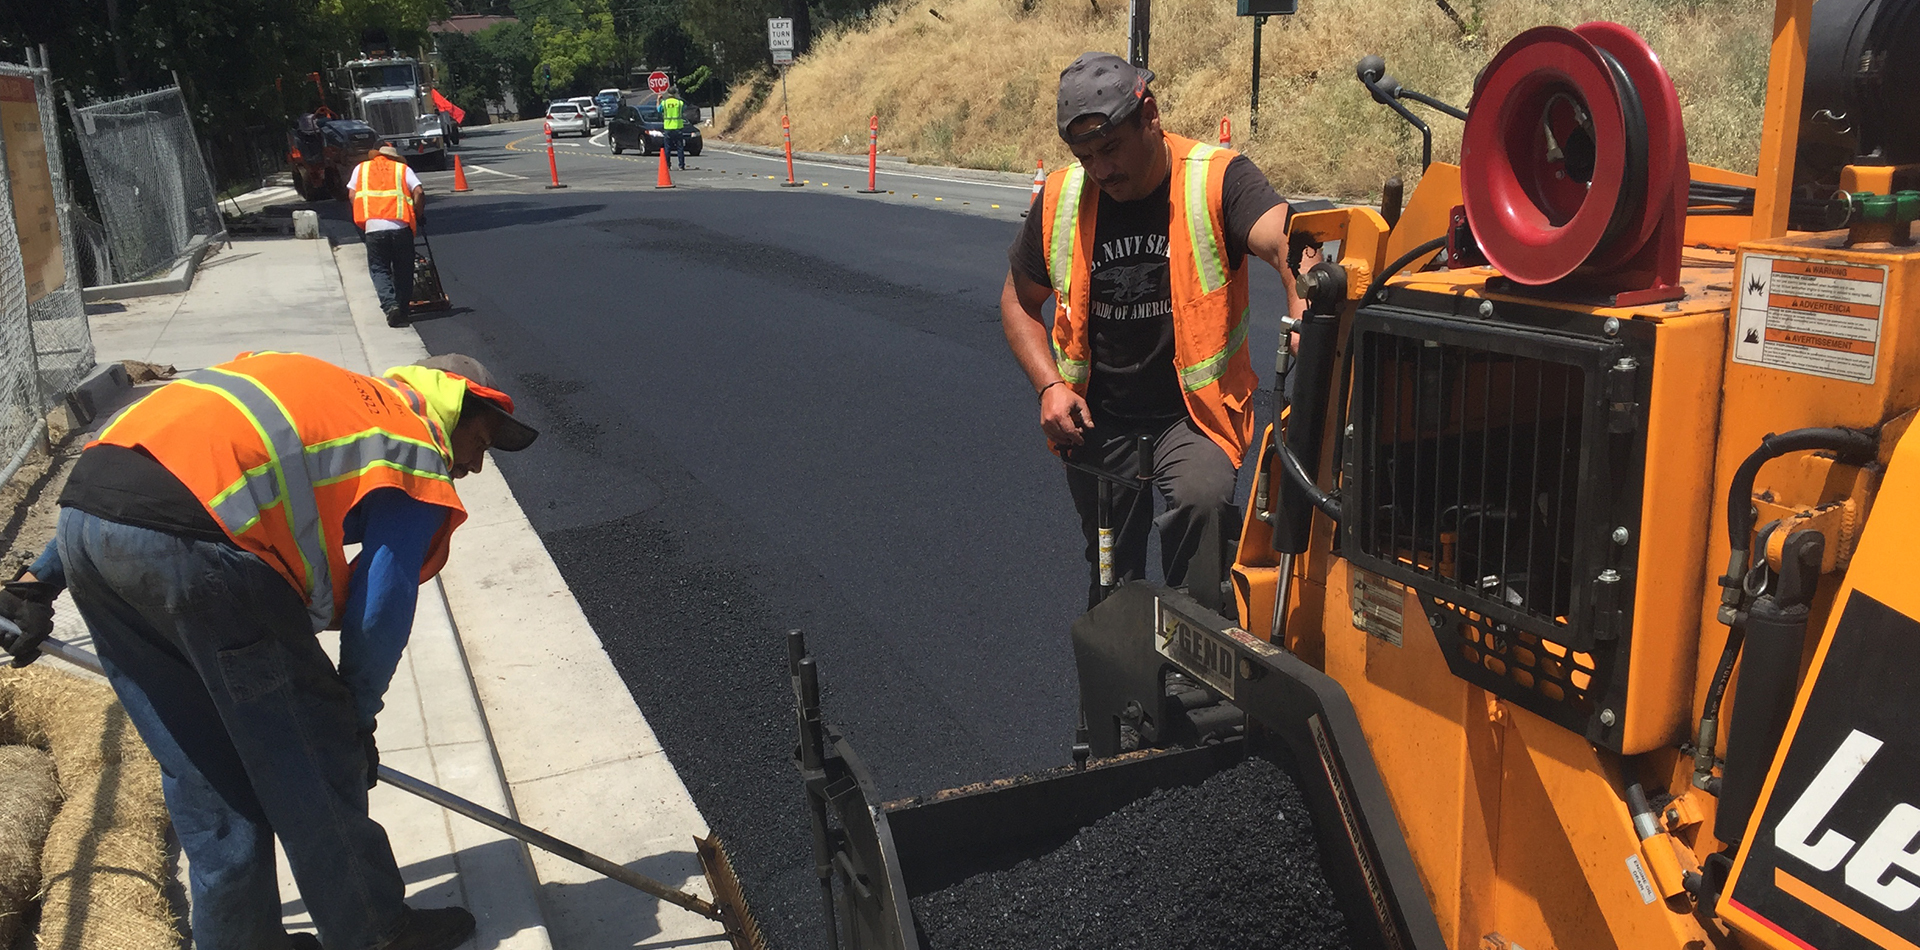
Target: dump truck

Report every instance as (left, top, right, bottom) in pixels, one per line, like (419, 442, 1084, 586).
(332, 53, 455, 170)
(793, 0, 1920, 948)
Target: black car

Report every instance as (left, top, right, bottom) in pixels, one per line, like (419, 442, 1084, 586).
(607, 99, 703, 157)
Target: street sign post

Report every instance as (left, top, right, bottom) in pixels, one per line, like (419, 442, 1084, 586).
(648, 71, 670, 95)
(768, 17, 796, 115)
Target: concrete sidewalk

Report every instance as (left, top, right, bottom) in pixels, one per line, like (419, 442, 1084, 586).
(63, 220, 726, 948)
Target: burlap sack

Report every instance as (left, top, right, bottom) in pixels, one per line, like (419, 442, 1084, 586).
(0, 665, 175, 950)
(0, 745, 61, 946)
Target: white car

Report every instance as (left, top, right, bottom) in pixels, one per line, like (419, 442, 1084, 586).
(569, 96, 603, 128)
(545, 102, 589, 137)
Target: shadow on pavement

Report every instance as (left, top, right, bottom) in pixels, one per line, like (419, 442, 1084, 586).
(536, 849, 724, 949)
(279, 839, 552, 950)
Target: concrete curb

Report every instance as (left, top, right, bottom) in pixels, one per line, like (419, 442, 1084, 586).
(328, 241, 556, 950)
(333, 240, 728, 947)
(710, 140, 1035, 186)
(46, 361, 132, 443)
(82, 235, 216, 302)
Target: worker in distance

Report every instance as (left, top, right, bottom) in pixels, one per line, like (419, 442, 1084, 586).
(1001, 51, 1303, 608)
(0, 352, 536, 950)
(351, 143, 428, 328)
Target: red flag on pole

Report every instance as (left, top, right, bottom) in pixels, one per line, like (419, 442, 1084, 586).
(430, 88, 466, 124)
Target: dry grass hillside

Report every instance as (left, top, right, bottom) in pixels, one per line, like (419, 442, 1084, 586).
(718, 0, 1772, 200)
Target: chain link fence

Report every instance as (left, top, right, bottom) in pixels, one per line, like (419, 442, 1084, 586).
(69, 86, 225, 284)
(0, 62, 95, 482)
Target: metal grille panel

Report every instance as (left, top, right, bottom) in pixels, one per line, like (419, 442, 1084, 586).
(1341, 298, 1650, 747)
(364, 100, 416, 138)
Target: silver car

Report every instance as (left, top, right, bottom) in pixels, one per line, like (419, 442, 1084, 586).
(569, 96, 604, 128)
(545, 102, 589, 137)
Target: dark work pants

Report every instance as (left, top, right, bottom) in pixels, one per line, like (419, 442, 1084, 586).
(57, 509, 406, 950)
(1065, 417, 1241, 610)
(667, 129, 687, 168)
(363, 227, 414, 315)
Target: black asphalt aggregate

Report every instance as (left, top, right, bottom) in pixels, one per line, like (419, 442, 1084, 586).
(410, 122, 1290, 950)
(912, 756, 1352, 950)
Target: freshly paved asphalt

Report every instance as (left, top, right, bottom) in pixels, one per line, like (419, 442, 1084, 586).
(410, 120, 1290, 949)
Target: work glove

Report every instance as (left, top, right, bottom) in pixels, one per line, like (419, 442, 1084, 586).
(0, 581, 58, 668)
(359, 726, 380, 790)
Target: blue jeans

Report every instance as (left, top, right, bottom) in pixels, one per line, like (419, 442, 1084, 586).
(57, 509, 406, 950)
(667, 129, 687, 168)
(363, 227, 414, 315)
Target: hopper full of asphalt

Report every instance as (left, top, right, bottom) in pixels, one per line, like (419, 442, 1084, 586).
(911, 756, 1352, 950)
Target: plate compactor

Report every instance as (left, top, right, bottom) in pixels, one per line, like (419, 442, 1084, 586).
(793, 1, 1920, 948)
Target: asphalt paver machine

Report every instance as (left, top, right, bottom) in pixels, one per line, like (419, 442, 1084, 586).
(794, 0, 1920, 947)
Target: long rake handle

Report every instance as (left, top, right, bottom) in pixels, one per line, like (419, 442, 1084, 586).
(373, 765, 722, 920)
(32, 635, 723, 921)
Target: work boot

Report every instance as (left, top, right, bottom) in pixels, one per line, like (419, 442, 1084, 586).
(288, 933, 321, 950)
(380, 906, 475, 950)
(386, 307, 408, 328)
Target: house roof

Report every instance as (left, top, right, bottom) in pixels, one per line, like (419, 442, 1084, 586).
(430, 14, 518, 34)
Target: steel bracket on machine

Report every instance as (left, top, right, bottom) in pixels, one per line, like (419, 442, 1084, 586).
(1459, 23, 1689, 307)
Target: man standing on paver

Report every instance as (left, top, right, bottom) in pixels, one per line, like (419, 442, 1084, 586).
(1000, 52, 1302, 610)
(0, 352, 537, 950)
(661, 86, 689, 170)
(350, 144, 426, 328)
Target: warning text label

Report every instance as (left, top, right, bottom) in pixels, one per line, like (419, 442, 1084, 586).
(1733, 254, 1887, 384)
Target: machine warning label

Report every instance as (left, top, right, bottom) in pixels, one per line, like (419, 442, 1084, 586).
(1351, 569, 1406, 647)
(1733, 255, 1887, 384)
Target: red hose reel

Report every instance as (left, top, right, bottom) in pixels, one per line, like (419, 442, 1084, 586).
(1459, 23, 1688, 306)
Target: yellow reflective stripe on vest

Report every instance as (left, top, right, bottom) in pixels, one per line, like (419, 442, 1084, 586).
(1046, 168, 1085, 298)
(1052, 338, 1089, 385)
(181, 369, 335, 630)
(1183, 144, 1229, 295)
(306, 428, 451, 486)
(1179, 306, 1250, 392)
(206, 463, 280, 534)
(1048, 168, 1090, 384)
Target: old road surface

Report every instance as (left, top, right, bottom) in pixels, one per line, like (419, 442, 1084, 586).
(410, 119, 1289, 950)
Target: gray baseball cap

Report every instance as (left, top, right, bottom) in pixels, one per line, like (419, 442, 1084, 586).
(1057, 52, 1155, 143)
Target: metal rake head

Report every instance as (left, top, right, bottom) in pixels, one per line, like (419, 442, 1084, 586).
(696, 834, 769, 950)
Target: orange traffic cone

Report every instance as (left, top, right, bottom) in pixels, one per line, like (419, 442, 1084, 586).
(452, 155, 471, 192)
(656, 141, 675, 189)
(1023, 160, 1045, 217)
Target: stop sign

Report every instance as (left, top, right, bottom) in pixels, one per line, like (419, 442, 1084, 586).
(648, 71, 670, 94)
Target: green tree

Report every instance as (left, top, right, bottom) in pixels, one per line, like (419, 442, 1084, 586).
(477, 20, 540, 115)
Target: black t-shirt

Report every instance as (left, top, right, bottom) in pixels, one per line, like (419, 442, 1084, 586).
(59, 444, 232, 543)
(1009, 154, 1285, 428)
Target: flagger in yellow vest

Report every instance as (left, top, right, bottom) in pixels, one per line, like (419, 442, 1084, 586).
(1001, 52, 1303, 610)
(350, 144, 426, 327)
(660, 87, 689, 170)
(8, 352, 537, 950)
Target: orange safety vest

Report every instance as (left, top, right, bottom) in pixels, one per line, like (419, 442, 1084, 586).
(1040, 132, 1257, 461)
(352, 156, 417, 231)
(93, 352, 468, 631)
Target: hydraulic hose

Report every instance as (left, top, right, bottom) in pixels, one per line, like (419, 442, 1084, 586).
(1272, 262, 1349, 540)
(1693, 426, 1877, 792)
(1278, 436, 1342, 522)
(1364, 236, 1451, 305)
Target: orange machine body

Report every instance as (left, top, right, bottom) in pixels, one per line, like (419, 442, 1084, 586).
(1227, 0, 1920, 944)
